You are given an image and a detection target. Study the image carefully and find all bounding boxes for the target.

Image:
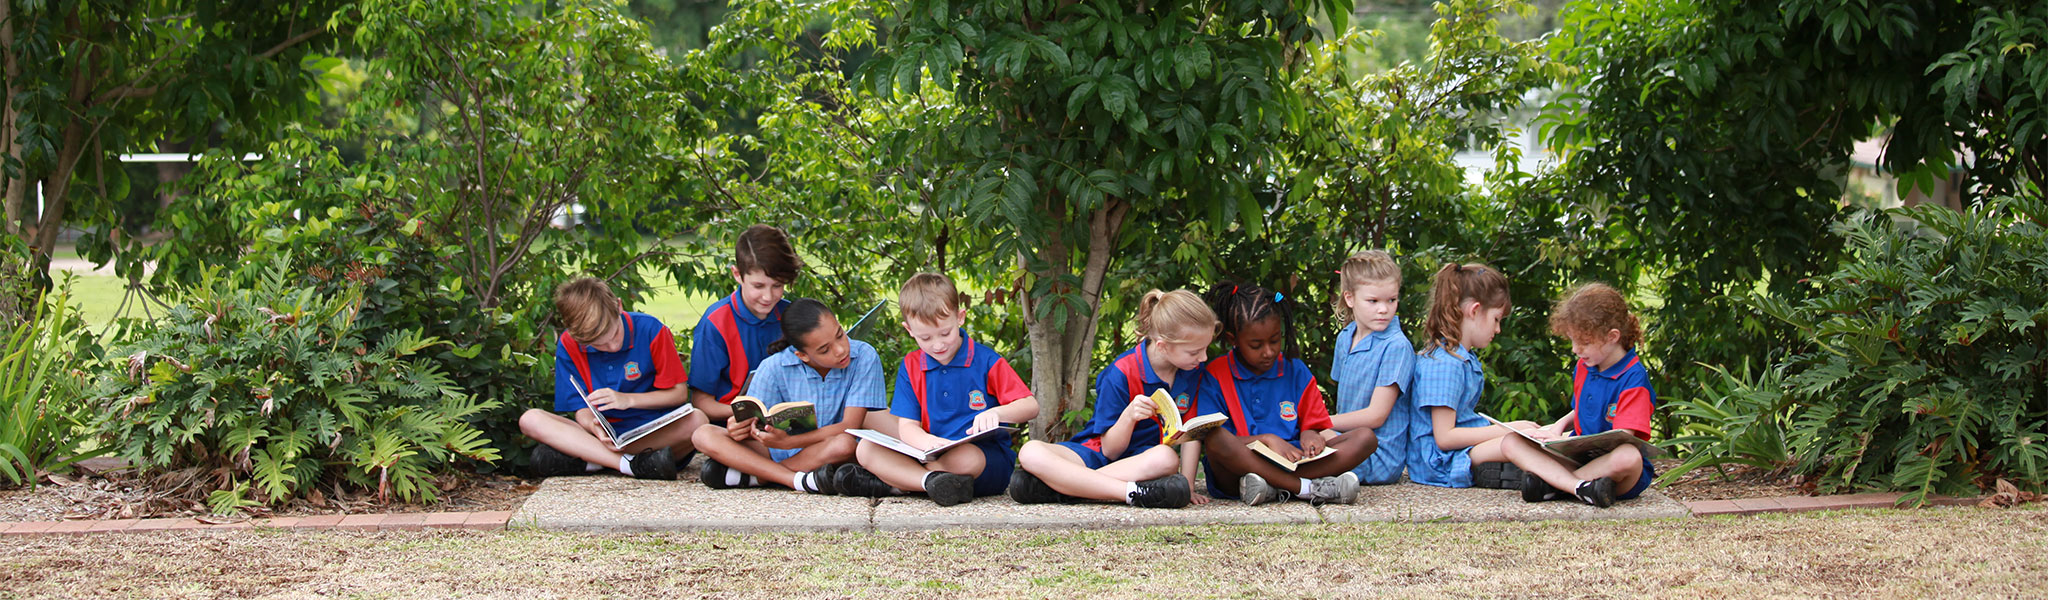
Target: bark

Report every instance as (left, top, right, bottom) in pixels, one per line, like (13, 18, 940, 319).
(2, 0, 23, 235)
(29, 42, 96, 263)
(1022, 199, 1128, 441)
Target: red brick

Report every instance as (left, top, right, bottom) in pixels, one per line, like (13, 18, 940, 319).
(255, 517, 302, 529)
(1731, 498, 1784, 514)
(462, 510, 511, 531)
(1772, 496, 1830, 513)
(422, 512, 470, 529)
(86, 519, 143, 533)
(296, 515, 345, 529)
(165, 519, 214, 531)
(335, 514, 386, 532)
(127, 518, 183, 532)
(43, 520, 96, 535)
(2, 521, 57, 536)
(381, 514, 429, 531)
(1829, 493, 1903, 509)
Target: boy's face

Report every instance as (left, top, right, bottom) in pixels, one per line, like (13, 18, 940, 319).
(580, 316, 625, 353)
(1569, 328, 1627, 371)
(795, 313, 853, 371)
(1228, 315, 1286, 374)
(903, 312, 965, 361)
(1460, 302, 1507, 349)
(1343, 280, 1400, 333)
(1150, 328, 1214, 373)
(732, 267, 788, 319)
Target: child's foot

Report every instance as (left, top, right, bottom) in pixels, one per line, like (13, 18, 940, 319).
(1238, 473, 1292, 506)
(629, 448, 678, 480)
(699, 457, 754, 489)
(925, 472, 976, 507)
(528, 444, 586, 478)
(1521, 472, 1562, 503)
(1473, 461, 1526, 489)
(1575, 477, 1616, 508)
(1129, 474, 1193, 509)
(794, 468, 837, 495)
(835, 463, 893, 498)
(1007, 470, 1073, 504)
(1303, 472, 1361, 505)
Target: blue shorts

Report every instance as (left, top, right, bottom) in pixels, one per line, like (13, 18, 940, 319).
(769, 447, 800, 463)
(1054, 441, 1113, 470)
(1620, 459, 1656, 501)
(971, 441, 1015, 497)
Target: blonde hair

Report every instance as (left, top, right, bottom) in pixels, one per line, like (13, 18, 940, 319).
(898, 273, 967, 324)
(1421, 262, 1511, 353)
(1334, 250, 1402, 323)
(555, 277, 621, 343)
(1550, 282, 1643, 348)
(1135, 289, 1218, 346)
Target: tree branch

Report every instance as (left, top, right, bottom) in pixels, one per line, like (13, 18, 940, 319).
(257, 28, 326, 60)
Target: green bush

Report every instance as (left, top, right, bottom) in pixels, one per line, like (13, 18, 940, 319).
(0, 278, 104, 487)
(1757, 194, 2048, 505)
(92, 260, 501, 504)
(1655, 361, 1793, 485)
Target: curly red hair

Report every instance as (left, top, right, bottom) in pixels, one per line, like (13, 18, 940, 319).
(1549, 283, 1642, 348)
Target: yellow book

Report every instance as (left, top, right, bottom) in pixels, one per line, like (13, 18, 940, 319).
(1247, 440, 1338, 472)
(1151, 389, 1228, 446)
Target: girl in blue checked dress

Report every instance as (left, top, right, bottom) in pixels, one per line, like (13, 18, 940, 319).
(1327, 251, 1416, 485)
(1405, 263, 1541, 489)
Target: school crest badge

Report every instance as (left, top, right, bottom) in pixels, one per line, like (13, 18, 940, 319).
(623, 362, 642, 381)
(968, 390, 988, 410)
(1279, 401, 1298, 421)
(1174, 393, 1193, 411)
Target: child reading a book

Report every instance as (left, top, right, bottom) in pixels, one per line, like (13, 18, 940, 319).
(837, 274, 1040, 506)
(1009, 289, 1213, 508)
(689, 298, 886, 494)
(685, 224, 802, 434)
(1191, 283, 1373, 505)
(520, 277, 702, 480)
(1405, 263, 1542, 490)
(1328, 250, 1416, 486)
(1501, 283, 1658, 507)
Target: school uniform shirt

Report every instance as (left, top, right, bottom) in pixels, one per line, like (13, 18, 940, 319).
(1570, 348, 1655, 440)
(888, 332, 1033, 444)
(1332, 316, 1417, 485)
(688, 290, 790, 403)
(1193, 353, 1333, 445)
(744, 340, 888, 461)
(554, 312, 688, 432)
(1405, 344, 1490, 488)
(1068, 341, 1201, 459)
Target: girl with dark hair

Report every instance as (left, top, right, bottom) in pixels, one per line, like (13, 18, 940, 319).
(690, 298, 887, 494)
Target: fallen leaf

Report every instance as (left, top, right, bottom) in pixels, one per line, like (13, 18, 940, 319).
(195, 514, 244, 525)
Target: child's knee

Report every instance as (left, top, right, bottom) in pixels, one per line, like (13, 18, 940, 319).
(1141, 446, 1179, 471)
(1608, 443, 1642, 464)
(1017, 441, 1052, 470)
(690, 424, 726, 446)
(517, 409, 554, 435)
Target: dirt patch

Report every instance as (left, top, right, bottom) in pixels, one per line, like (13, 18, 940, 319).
(1653, 458, 1809, 501)
(0, 464, 538, 522)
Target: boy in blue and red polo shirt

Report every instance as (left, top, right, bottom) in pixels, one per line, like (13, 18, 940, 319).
(520, 278, 700, 480)
(836, 273, 1040, 507)
(1501, 283, 1658, 508)
(680, 225, 800, 466)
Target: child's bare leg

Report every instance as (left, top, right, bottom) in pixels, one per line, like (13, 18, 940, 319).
(1200, 429, 1304, 494)
(1096, 446, 1181, 483)
(779, 433, 859, 479)
(691, 424, 788, 486)
(1292, 430, 1378, 479)
(1573, 444, 1643, 492)
(1500, 435, 1582, 492)
(660, 411, 709, 456)
(1018, 441, 1156, 502)
(856, 440, 938, 492)
(928, 443, 988, 479)
(519, 409, 625, 467)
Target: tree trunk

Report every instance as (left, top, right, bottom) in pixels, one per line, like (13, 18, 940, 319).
(1, 0, 23, 236)
(28, 46, 96, 265)
(1022, 200, 1128, 441)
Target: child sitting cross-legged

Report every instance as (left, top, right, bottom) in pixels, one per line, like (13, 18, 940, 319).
(1501, 283, 1659, 508)
(690, 298, 885, 494)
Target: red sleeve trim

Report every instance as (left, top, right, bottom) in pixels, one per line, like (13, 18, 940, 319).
(988, 357, 1032, 404)
(1614, 386, 1654, 441)
(1298, 376, 1334, 432)
(650, 326, 687, 389)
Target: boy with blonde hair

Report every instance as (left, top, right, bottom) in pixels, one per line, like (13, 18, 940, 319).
(520, 277, 703, 479)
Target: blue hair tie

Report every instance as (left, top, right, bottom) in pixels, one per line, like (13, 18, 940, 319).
(1274, 292, 1285, 302)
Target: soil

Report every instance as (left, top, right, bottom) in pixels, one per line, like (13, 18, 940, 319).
(0, 459, 539, 522)
(1652, 458, 1810, 502)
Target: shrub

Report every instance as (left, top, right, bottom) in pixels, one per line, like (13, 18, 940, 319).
(1654, 361, 1793, 485)
(1757, 194, 2048, 505)
(0, 277, 104, 487)
(92, 260, 501, 504)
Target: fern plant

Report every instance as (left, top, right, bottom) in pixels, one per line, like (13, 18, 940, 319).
(1757, 193, 2048, 505)
(1654, 361, 1793, 485)
(93, 257, 502, 504)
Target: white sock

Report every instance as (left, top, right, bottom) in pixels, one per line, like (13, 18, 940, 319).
(726, 469, 749, 487)
(794, 472, 817, 492)
(1297, 479, 1314, 498)
(617, 456, 635, 477)
(583, 462, 604, 473)
(1124, 482, 1141, 505)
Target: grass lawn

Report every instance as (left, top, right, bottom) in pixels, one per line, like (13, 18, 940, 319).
(3, 506, 2041, 597)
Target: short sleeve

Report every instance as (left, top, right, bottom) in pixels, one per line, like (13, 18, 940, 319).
(888, 361, 919, 421)
(744, 359, 786, 405)
(649, 326, 688, 390)
(1613, 386, 1655, 441)
(845, 342, 889, 411)
(1074, 368, 1133, 442)
(553, 341, 587, 413)
(987, 357, 1032, 404)
(1410, 354, 1463, 410)
(686, 318, 731, 397)
(1296, 374, 1334, 432)
(1373, 343, 1416, 391)
(1193, 369, 1225, 418)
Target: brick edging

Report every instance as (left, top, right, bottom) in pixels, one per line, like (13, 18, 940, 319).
(1685, 492, 1983, 516)
(0, 510, 511, 537)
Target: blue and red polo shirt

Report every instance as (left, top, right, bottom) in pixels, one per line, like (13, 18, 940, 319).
(1193, 352, 1333, 445)
(554, 312, 688, 432)
(688, 290, 789, 403)
(1067, 341, 1201, 459)
(888, 332, 1033, 444)
(1571, 348, 1656, 440)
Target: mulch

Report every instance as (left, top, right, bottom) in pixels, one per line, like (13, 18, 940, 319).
(0, 459, 539, 523)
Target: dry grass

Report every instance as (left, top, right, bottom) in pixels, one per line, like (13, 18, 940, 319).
(2, 506, 2042, 599)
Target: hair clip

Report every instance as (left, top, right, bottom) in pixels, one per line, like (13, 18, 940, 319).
(1274, 292, 1285, 302)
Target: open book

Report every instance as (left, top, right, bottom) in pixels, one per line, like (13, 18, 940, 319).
(1247, 440, 1338, 471)
(848, 426, 1018, 464)
(731, 396, 816, 432)
(1149, 390, 1227, 446)
(567, 376, 696, 450)
(1481, 413, 1664, 467)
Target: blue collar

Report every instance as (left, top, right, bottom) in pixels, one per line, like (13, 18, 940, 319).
(1136, 340, 1167, 385)
(726, 290, 779, 325)
(1340, 315, 1404, 356)
(920, 330, 976, 370)
(1226, 352, 1287, 380)
(1587, 348, 1639, 380)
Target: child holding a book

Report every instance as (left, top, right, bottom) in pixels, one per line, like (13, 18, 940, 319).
(1328, 250, 1416, 485)
(690, 298, 886, 494)
(1501, 283, 1657, 507)
(1190, 283, 1372, 505)
(1405, 263, 1541, 490)
(837, 273, 1040, 506)
(685, 224, 802, 439)
(520, 277, 701, 480)
(1009, 289, 1212, 508)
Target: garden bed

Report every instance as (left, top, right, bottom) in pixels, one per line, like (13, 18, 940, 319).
(0, 459, 539, 523)
(1652, 459, 1808, 502)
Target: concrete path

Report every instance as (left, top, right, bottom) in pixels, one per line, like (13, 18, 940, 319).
(513, 475, 1690, 533)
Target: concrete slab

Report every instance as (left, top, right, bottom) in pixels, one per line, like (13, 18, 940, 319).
(1318, 484, 1691, 523)
(869, 494, 1319, 532)
(513, 476, 871, 533)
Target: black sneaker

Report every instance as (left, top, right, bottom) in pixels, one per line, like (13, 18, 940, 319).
(1575, 477, 1616, 508)
(797, 467, 837, 495)
(925, 472, 976, 507)
(1007, 470, 1072, 504)
(701, 457, 740, 489)
(1129, 474, 1193, 509)
(628, 447, 678, 480)
(1473, 461, 1526, 489)
(835, 463, 893, 498)
(1522, 471, 1561, 503)
(529, 444, 587, 477)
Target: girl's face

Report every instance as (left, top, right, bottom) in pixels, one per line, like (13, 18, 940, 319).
(1569, 328, 1627, 372)
(903, 312, 965, 360)
(1228, 315, 1286, 374)
(1459, 302, 1507, 349)
(1150, 327, 1215, 373)
(794, 313, 853, 371)
(732, 268, 788, 319)
(1344, 280, 1400, 333)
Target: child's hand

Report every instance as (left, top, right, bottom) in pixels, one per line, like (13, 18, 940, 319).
(757, 425, 794, 449)
(575, 409, 612, 445)
(967, 409, 1002, 435)
(727, 418, 759, 441)
(586, 388, 626, 412)
(1121, 395, 1158, 423)
(1299, 434, 1326, 457)
(1261, 435, 1303, 462)
(1187, 478, 1210, 505)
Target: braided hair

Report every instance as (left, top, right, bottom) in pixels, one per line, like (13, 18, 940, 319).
(1203, 282, 1298, 357)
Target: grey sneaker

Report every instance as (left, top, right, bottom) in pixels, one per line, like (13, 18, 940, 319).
(1304, 472, 1361, 505)
(1238, 473, 1292, 506)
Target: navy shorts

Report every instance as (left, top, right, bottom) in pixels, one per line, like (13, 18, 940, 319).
(1620, 459, 1656, 501)
(971, 440, 1015, 497)
(1054, 441, 1113, 470)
